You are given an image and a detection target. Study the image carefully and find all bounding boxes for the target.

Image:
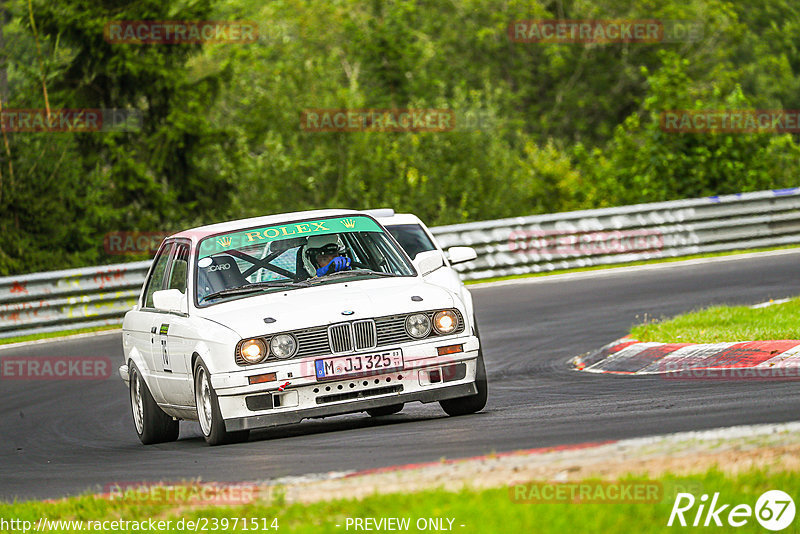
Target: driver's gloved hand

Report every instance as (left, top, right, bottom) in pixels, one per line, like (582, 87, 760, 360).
(316, 256, 351, 277)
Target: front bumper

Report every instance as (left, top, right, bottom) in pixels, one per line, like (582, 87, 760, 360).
(225, 380, 477, 431)
(216, 335, 479, 432)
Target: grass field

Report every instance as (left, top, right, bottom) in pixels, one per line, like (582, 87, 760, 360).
(0, 325, 120, 346)
(0, 468, 796, 533)
(630, 297, 800, 343)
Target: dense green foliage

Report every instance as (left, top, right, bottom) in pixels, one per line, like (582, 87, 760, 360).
(1, 0, 800, 274)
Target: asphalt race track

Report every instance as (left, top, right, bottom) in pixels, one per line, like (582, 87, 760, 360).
(2, 251, 799, 501)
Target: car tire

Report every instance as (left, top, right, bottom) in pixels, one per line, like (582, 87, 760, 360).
(366, 403, 404, 417)
(439, 322, 488, 417)
(194, 359, 250, 446)
(129, 362, 179, 445)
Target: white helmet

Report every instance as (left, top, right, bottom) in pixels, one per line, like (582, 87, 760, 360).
(303, 234, 345, 272)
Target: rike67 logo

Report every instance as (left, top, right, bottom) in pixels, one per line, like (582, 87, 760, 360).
(668, 490, 795, 531)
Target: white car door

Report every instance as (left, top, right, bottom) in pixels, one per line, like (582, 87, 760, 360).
(152, 240, 195, 407)
(129, 242, 175, 402)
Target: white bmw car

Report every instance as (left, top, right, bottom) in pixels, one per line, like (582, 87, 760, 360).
(120, 210, 487, 445)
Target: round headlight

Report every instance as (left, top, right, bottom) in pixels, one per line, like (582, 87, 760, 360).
(433, 310, 458, 334)
(270, 334, 298, 359)
(240, 339, 267, 364)
(405, 313, 432, 339)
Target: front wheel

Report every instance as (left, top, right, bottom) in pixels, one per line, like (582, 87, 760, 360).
(194, 360, 250, 446)
(129, 362, 179, 445)
(439, 346, 488, 417)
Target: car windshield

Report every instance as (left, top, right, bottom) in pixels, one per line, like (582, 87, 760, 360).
(195, 215, 415, 304)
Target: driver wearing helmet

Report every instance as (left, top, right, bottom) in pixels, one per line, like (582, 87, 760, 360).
(304, 234, 352, 277)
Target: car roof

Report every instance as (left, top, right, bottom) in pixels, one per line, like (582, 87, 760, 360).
(169, 209, 366, 242)
(362, 210, 424, 227)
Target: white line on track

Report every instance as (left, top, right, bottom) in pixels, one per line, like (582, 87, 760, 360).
(750, 297, 791, 309)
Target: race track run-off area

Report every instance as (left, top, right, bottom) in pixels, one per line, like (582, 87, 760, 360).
(2, 250, 800, 501)
(574, 338, 800, 377)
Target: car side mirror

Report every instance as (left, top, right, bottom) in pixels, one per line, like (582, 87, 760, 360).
(413, 250, 444, 276)
(446, 246, 477, 265)
(153, 289, 188, 314)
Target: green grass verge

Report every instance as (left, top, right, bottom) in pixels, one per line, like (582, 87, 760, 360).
(0, 325, 121, 346)
(465, 244, 800, 285)
(0, 468, 795, 533)
(630, 297, 800, 343)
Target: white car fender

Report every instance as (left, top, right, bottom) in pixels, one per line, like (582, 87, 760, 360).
(188, 340, 213, 393)
(461, 288, 476, 333)
(123, 344, 150, 389)
(190, 327, 239, 377)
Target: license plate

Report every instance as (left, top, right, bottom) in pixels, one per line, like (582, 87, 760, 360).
(315, 349, 403, 380)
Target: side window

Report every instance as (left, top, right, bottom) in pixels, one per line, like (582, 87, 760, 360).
(386, 224, 436, 259)
(167, 243, 190, 293)
(143, 244, 173, 308)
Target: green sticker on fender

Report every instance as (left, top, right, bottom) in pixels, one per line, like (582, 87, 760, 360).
(198, 216, 382, 258)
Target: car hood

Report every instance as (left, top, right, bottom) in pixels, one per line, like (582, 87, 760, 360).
(193, 277, 456, 339)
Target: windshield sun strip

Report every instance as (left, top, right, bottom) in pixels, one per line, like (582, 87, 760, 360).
(193, 215, 414, 307)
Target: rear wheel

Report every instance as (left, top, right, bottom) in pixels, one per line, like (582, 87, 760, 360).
(439, 322, 488, 416)
(194, 360, 250, 446)
(366, 403, 404, 417)
(129, 362, 179, 445)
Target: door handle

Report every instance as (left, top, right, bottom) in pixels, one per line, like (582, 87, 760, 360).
(151, 327, 157, 334)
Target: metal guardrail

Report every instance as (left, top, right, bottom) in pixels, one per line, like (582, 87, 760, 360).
(1, 188, 799, 338)
(431, 188, 800, 280)
(0, 262, 151, 338)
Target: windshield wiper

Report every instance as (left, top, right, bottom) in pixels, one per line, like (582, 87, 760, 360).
(306, 269, 401, 284)
(202, 281, 309, 301)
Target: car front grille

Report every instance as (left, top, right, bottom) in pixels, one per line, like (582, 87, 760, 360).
(353, 319, 377, 350)
(375, 315, 411, 346)
(327, 320, 377, 354)
(295, 328, 330, 358)
(328, 323, 353, 353)
(235, 309, 465, 365)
